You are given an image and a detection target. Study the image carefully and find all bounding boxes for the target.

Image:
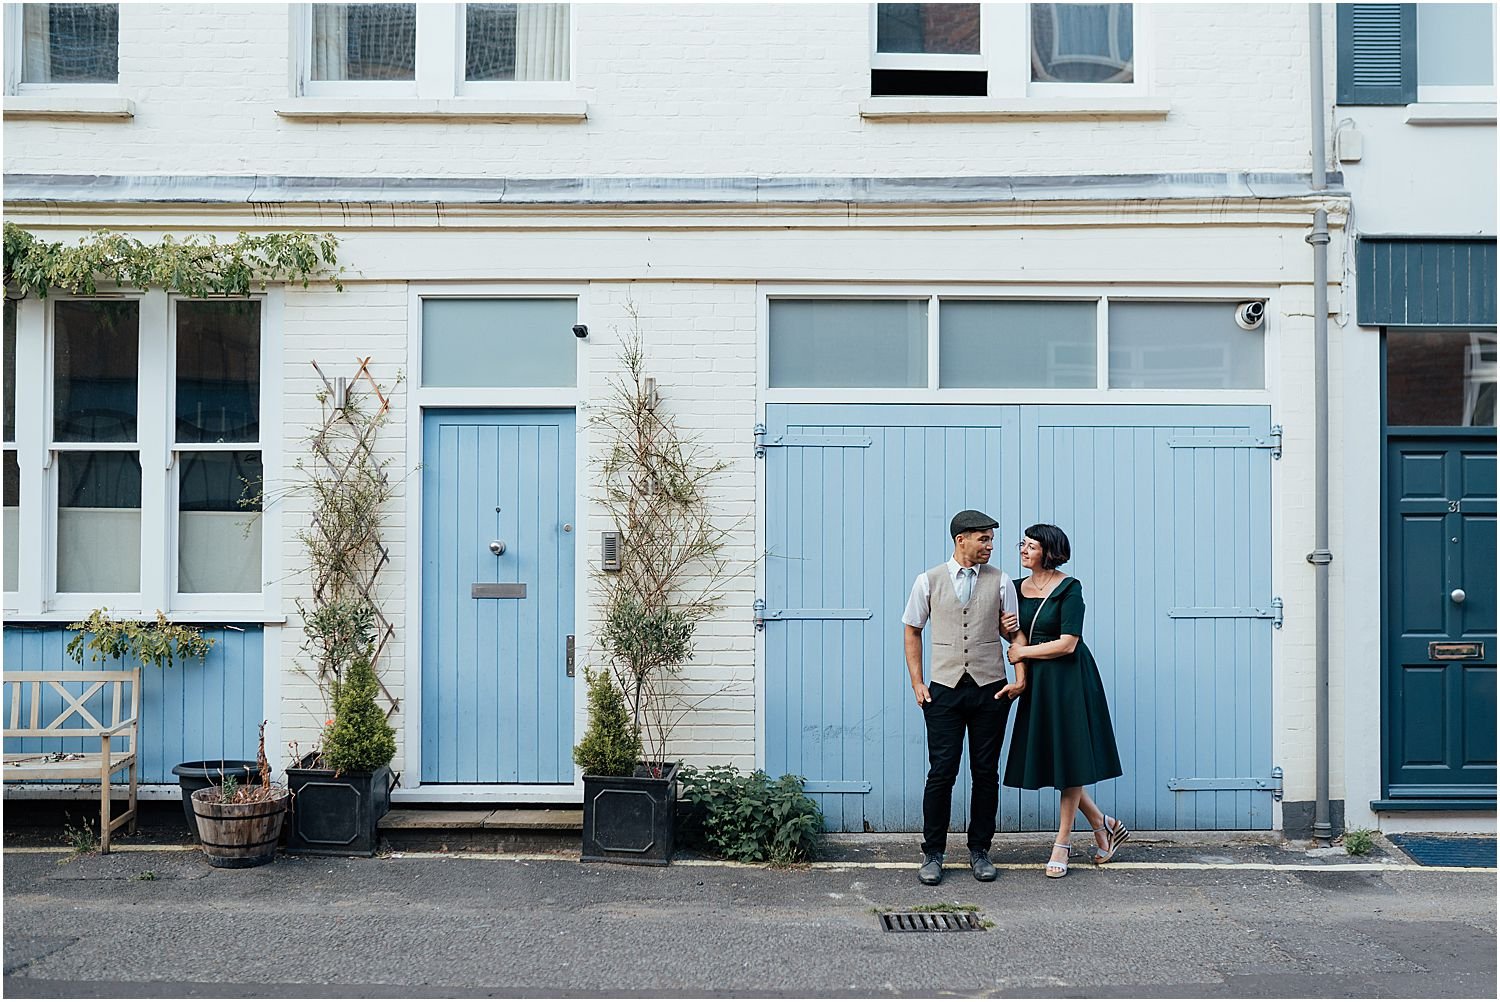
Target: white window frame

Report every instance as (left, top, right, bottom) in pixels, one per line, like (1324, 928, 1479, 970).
(868, 3, 1149, 99)
(296, 3, 573, 100)
(759, 284, 1275, 406)
(168, 294, 281, 615)
(3, 2, 121, 96)
(4, 289, 279, 621)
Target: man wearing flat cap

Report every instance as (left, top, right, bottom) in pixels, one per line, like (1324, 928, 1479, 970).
(902, 509, 1024, 885)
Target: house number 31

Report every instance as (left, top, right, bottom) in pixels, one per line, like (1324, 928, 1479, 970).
(1449, 500, 1462, 512)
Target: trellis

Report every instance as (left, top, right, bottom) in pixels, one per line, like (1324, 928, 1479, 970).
(299, 357, 400, 719)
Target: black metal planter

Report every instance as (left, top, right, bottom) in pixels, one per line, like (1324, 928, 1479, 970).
(283, 761, 393, 857)
(582, 762, 679, 866)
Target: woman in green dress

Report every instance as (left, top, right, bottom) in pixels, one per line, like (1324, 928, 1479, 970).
(1004, 523, 1126, 878)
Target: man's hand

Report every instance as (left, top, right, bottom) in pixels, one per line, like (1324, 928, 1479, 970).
(912, 682, 932, 706)
(1001, 611, 1019, 635)
(996, 679, 1025, 701)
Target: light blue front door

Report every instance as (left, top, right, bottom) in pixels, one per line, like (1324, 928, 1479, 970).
(421, 410, 576, 784)
(762, 404, 1276, 832)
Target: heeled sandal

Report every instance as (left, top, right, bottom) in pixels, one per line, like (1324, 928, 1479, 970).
(1045, 842, 1072, 878)
(1090, 816, 1130, 864)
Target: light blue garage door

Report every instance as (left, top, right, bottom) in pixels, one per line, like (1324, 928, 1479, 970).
(762, 404, 1276, 832)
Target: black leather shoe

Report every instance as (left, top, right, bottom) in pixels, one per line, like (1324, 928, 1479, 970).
(918, 853, 945, 885)
(969, 849, 997, 881)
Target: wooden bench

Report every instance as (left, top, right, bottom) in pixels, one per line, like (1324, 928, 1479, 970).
(3, 668, 140, 852)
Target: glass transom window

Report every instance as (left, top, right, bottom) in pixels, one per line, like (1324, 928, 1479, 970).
(769, 300, 928, 389)
(1108, 301, 1264, 389)
(421, 298, 577, 388)
(940, 301, 1096, 388)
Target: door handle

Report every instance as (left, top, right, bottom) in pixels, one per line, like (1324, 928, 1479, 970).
(489, 539, 506, 556)
(1451, 589, 1466, 604)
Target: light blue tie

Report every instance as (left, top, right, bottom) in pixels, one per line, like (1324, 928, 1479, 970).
(956, 567, 975, 605)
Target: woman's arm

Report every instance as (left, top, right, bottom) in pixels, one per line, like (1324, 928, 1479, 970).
(1006, 635, 1079, 663)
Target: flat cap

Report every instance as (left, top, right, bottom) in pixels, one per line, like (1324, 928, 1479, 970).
(950, 509, 999, 539)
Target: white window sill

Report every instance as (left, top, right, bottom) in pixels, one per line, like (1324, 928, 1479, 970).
(860, 97, 1170, 121)
(3, 95, 134, 120)
(275, 98, 587, 122)
(1404, 103, 1497, 125)
(2, 610, 286, 626)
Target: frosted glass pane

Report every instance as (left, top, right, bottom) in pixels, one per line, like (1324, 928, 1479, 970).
(3, 450, 16, 593)
(176, 301, 260, 444)
(1108, 302, 1264, 389)
(876, 4, 980, 54)
(940, 300, 1096, 388)
(56, 451, 140, 593)
(422, 299, 576, 387)
(4, 299, 14, 443)
(53, 300, 138, 443)
(1031, 3, 1134, 83)
(1418, 4, 1494, 86)
(769, 300, 928, 388)
(178, 451, 262, 593)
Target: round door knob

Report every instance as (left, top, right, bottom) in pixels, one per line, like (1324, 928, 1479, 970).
(489, 540, 507, 556)
(562, 523, 573, 533)
(1451, 588, 1466, 604)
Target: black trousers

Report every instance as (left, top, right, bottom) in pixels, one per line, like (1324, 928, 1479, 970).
(921, 674, 1012, 856)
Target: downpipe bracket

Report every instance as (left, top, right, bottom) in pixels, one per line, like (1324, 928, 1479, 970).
(1306, 550, 1333, 565)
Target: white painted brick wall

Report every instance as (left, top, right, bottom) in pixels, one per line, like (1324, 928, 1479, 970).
(4, 3, 1320, 178)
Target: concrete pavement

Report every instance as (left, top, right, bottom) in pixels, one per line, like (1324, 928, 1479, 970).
(3, 831, 1495, 999)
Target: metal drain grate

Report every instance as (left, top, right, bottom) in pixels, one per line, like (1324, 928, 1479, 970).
(880, 911, 987, 933)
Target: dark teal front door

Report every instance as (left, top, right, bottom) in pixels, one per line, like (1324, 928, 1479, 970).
(1386, 434, 1496, 798)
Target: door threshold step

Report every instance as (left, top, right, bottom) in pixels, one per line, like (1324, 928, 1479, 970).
(380, 808, 583, 831)
(377, 808, 582, 853)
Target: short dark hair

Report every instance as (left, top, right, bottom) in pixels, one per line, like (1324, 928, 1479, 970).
(1024, 523, 1071, 569)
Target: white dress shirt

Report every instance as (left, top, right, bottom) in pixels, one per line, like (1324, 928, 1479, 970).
(901, 559, 1018, 629)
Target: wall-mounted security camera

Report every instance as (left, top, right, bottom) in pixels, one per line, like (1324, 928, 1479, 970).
(572, 324, 589, 339)
(1234, 301, 1266, 331)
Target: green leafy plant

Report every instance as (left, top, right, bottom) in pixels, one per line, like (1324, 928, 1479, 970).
(65, 609, 215, 670)
(320, 654, 397, 774)
(1343, 827, 1376, 856)
(4, 222, 342, 300)
(133, 870, 158, 881)
(678, 764, 824, 865)
(573, 669, 643, 778)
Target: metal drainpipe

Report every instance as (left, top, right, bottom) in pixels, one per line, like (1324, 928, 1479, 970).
(1307, 3, 1335, 843)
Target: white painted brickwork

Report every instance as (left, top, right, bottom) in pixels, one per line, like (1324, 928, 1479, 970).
(4, 3, 1318, 178)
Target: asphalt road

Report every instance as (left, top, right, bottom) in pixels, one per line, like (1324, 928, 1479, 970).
(3, 848, 1495, 999)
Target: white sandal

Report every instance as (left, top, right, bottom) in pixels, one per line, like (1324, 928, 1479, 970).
(1045, 842, 1072, 878)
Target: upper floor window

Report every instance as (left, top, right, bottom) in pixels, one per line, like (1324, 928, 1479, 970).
(302, 2, 569, 97)
(1337, 3, 1496, 106)
(871, 3, 1136, 98)
(6, 2, 117, 88)
(1415, 2, 1494, 103)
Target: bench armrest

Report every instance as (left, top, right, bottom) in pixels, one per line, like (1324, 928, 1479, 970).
(99, 717, 138, 738)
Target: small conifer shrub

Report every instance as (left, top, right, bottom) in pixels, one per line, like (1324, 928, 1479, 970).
(320, 655, 397, 774)
(573, 669, 642, 777)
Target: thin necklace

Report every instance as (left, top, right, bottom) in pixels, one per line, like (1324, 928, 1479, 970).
(1033, 569, 1060, 594)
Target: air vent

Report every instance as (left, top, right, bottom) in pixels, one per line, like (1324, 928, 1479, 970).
(601, 530, 622, 572)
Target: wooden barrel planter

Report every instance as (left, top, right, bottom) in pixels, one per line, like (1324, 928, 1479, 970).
(190, 786, 291, 869)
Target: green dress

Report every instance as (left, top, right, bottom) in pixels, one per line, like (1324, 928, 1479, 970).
(1003, 576, 1123, 791)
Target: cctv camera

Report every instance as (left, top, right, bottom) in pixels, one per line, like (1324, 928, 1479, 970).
(572, 324, 589, 339)
(1234, 301, 1266, 331)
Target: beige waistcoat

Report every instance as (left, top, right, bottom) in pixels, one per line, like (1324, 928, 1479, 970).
(926, 563, 1006, 687)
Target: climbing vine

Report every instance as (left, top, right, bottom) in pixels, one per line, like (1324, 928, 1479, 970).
(2, 222, 342, 300)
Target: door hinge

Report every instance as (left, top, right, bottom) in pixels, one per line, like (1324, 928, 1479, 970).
(1168, 597, 1283, 629)
(565, 634, 575, 677)
(1168, 765, 1283, 801)
(754, 598, 872, 631)
(1166, 424, 1282, 460)
(754, 423, 873, 458)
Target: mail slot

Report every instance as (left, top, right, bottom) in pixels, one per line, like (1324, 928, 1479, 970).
(472, 583, 527, 599)
(1429, 641, 1484, 661)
